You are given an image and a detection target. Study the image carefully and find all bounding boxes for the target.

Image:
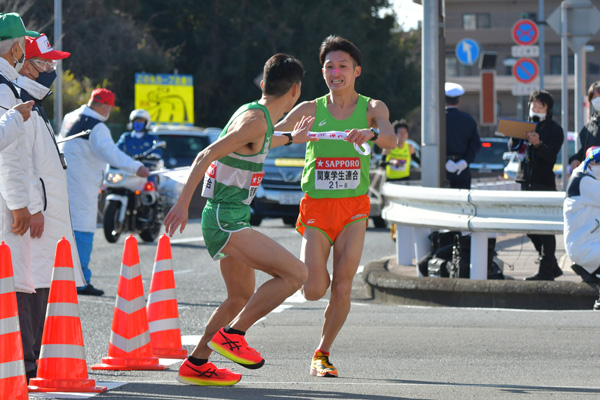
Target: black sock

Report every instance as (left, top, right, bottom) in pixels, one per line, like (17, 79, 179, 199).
(224, 325, 246, 336)
(187, 356, 208, 366)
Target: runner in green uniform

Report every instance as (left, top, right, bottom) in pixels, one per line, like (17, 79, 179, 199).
(164, 53, 315, 386)
(275, 36, 396, 377)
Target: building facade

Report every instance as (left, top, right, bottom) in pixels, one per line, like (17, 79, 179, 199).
(444, 0, 599, 136)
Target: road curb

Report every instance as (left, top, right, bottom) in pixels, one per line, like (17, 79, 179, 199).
(363, 256, 600, 310)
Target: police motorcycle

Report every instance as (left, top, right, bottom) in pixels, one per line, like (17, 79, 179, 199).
(102, 140, 167, 243)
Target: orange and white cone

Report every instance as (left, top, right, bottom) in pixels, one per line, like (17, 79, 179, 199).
(28, 238, 106, 393)
(0, 242, 28, 400)
(91, 235, 167, 370)
(147, 234, 187, 359)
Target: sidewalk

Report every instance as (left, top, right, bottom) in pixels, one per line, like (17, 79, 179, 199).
(363, 232, 600, 310)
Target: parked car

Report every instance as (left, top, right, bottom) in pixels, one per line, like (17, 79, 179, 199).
(470, 137, 509, 178)
(151, 125, 220, 217)
(251, 143, 388, 227)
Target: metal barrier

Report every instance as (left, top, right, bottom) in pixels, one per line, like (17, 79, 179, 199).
(382, 183, 565, 280)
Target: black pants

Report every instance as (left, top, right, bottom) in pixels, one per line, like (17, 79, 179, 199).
(447, 167, 471, 189)
(16, 288, 50, 375)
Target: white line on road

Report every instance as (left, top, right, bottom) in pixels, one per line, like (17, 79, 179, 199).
(29, 381, 126, 399)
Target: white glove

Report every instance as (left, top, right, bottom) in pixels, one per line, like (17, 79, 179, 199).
(445, 159, 458, 173)
(455, 159, 468, 175)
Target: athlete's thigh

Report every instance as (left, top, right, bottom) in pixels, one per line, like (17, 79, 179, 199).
(223, 228, 301, 277)
(332, 220, 367, 282)
(300, 228, 331, 279)
(219, 256, 256, 300)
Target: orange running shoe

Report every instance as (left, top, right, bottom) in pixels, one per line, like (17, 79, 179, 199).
(208, 327, 265, 369)
(176, 359, 241, 386)
(310, 350, 338, 377)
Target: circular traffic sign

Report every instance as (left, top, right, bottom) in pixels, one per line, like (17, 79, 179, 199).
(455, 38, 480, 66)
(512, 58, 539, 84)
(512, 19, 539, 45)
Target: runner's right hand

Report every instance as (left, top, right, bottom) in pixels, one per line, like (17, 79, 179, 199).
(164, 201, 188, 236)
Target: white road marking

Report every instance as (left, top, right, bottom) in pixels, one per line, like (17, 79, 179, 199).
(29, 381, 126, 399)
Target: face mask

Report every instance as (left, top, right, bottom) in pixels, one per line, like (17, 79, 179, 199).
(132, 121, 146, 132)
(13, 42, 25, 73)
(35, 69, 57, 89)
(592, 97, 600, 112)
(529, 110, 546, 122)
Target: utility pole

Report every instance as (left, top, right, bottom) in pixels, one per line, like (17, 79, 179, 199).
(54, 0, 63, 132)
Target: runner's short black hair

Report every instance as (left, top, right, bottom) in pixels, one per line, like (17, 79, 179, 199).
(263, 53, 305, 97)
(392, 120, 409, 133)
(319, 35, 362, 67)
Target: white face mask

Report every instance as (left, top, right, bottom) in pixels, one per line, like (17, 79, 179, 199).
(529, 109, 546, 122)
(592, 97, 600, 112)
(12, 42, 25, 73)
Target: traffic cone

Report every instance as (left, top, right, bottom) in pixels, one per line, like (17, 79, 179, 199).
(28, 238, 106, 393)
(0, 242, 28, 400)
(91, 235, 168, 370)
(147, 234, 187, 359)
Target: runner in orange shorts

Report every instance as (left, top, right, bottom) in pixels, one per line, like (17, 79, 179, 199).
(276, 36, 396, 377)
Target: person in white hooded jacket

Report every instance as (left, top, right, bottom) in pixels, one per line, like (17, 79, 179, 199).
(58, 88, 150, 296)
(0, 14, 40, 293)
(12, 33, 87, 382)
(564, 146, 600, 284)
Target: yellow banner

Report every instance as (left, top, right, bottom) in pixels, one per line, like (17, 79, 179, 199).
(134, 73, 194, 125)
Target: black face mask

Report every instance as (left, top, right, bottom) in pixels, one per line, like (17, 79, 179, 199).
(36, 70, 57, 89)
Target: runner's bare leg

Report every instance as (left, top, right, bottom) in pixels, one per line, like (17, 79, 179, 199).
(189, 257, 255, 359)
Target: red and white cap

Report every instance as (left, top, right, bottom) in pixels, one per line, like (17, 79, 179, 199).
(25, 33, 70, 60)
(90, 88, 116, 107)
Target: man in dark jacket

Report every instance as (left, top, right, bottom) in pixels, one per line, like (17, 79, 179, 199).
(444, 82, 481, 189)
(509, 90, 564, 280)
(569, 81, 600, 170)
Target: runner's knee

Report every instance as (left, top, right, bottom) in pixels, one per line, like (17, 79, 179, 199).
(302, 279, 328, 301)
(330, 279, 353, 300)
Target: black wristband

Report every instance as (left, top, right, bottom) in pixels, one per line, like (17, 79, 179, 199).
(370, 127, 379, 142)
(283, 133, 293, 146)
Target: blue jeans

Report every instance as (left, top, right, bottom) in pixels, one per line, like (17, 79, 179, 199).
(74, 230, 94, 289)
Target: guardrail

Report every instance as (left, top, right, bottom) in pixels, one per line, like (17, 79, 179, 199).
(382, 183, 565, 279)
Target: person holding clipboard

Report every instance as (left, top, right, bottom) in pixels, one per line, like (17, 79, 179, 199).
(508, 90, 564, 281)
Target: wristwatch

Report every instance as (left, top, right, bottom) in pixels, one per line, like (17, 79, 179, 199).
(370, 127, 379, 142)
(283, 133, 293, 146)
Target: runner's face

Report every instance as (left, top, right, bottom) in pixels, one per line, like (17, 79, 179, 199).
(322, 51, 361, 91)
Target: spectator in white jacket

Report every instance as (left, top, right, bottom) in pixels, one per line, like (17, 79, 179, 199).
(58, 88, 150, 296)
(0, 101, 34, 144)
(12, 33, 87, 382)
(564, 146, 600, 284)
(0, 14, 39, 293)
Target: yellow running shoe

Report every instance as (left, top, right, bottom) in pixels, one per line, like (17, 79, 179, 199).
(310, 350, 338, 377)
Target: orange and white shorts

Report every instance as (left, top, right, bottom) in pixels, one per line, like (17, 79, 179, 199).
(296, 194, 370, 244)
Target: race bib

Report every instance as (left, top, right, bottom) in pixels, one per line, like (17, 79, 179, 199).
(390, 158, 409, 172)
(314, 157, 360, 190)
(201, 162, 217, 198)
(246, 171, 265, 203)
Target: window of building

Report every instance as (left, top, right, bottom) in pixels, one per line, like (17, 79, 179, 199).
(462, 13, 491, 30)
(521, 12, 537, 21)
(589, 62, 600, 75)
(550, 55, 574, 75)
(446, 56, 458, 77)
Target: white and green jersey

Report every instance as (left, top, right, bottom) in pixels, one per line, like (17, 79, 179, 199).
(201, 102, 273, 205)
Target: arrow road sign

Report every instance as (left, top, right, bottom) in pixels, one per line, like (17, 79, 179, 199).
(512, 19, 539, 45)
(455, 38, 480, 66)
(512, 58, 539, 84)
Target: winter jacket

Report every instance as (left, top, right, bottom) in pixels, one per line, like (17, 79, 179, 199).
(563, 164, 600, 272)
(0, 57, 33, 293)
(58, 105, 143, 233)
(509, 118, 564, 190)
(0, 108, 25, 150)
(569, 113, 600, 164)
(14, 75, 85, 288)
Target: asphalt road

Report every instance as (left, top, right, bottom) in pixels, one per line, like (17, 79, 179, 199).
(30, 219, 600, 400)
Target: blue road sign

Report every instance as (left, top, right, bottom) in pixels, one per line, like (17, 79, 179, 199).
(512, 19, 539, 45)
(455, 38, 480, 66)
(512, 58, 538, 84)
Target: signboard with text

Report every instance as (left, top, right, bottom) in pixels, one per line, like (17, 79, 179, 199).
(134, 73, 194, 125)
